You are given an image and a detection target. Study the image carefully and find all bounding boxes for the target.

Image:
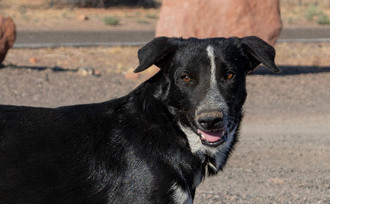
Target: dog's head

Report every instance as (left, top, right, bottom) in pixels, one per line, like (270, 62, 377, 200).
(135, 36, 278, 170)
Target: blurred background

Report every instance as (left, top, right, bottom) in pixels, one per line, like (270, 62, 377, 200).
(0, 0, 329, 78)
(0, 1, 329, 203)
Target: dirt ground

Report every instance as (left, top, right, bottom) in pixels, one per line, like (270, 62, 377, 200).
(1, 0, 329, 203)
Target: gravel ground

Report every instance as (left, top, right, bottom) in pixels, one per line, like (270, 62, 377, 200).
(0, 65, 329, 203)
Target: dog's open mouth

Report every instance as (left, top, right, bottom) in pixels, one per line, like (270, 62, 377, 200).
(197, 129, 227, 147)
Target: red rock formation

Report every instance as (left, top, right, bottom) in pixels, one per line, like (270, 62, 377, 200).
(156, 0, 282, 45)
(0, 15, 16, 64)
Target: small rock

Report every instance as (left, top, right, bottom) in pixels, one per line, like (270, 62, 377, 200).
(77, 67, 95, 76)
(77, 15, 89, 21)
(93, 70, 102, 77)
(29, 57, 38, 64)
(268, 177, 285, 185)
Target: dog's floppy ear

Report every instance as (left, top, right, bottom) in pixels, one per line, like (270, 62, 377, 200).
(240, 36, 280, 73)
(134, 37, 176, 73)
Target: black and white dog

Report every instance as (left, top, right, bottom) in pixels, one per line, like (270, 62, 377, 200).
(0, 36, 279, 203)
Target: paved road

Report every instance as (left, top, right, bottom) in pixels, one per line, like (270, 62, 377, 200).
(14, 27, 329, 48)
(278, 26, 329, 42)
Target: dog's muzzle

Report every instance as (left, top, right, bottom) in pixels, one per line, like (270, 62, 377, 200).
(196, 110, 227, 146)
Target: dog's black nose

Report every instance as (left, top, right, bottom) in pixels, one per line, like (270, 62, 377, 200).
(197, 111, 224, 130)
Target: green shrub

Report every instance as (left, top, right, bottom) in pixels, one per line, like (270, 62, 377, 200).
(305, 4, 319, 21)
(317, 13, 330, 25)
(103, 16, 119, 26)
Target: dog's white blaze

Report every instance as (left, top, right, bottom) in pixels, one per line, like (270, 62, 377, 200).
(206, 45, 217, 90)
(205, 46, 222, 103)
(171, 182, 192, 204)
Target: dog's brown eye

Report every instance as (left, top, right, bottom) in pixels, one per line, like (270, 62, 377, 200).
(226, 72, 235, 80)
(181, 74, 191, 82)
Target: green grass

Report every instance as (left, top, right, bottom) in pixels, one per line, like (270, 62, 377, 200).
(103, 16, 119, 26)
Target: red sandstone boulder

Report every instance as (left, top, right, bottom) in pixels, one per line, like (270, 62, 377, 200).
(0, 15, 16, 64)
(156, 0, 282, 45)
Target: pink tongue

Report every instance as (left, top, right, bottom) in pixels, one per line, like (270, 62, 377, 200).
(197, 129, 224, 143)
